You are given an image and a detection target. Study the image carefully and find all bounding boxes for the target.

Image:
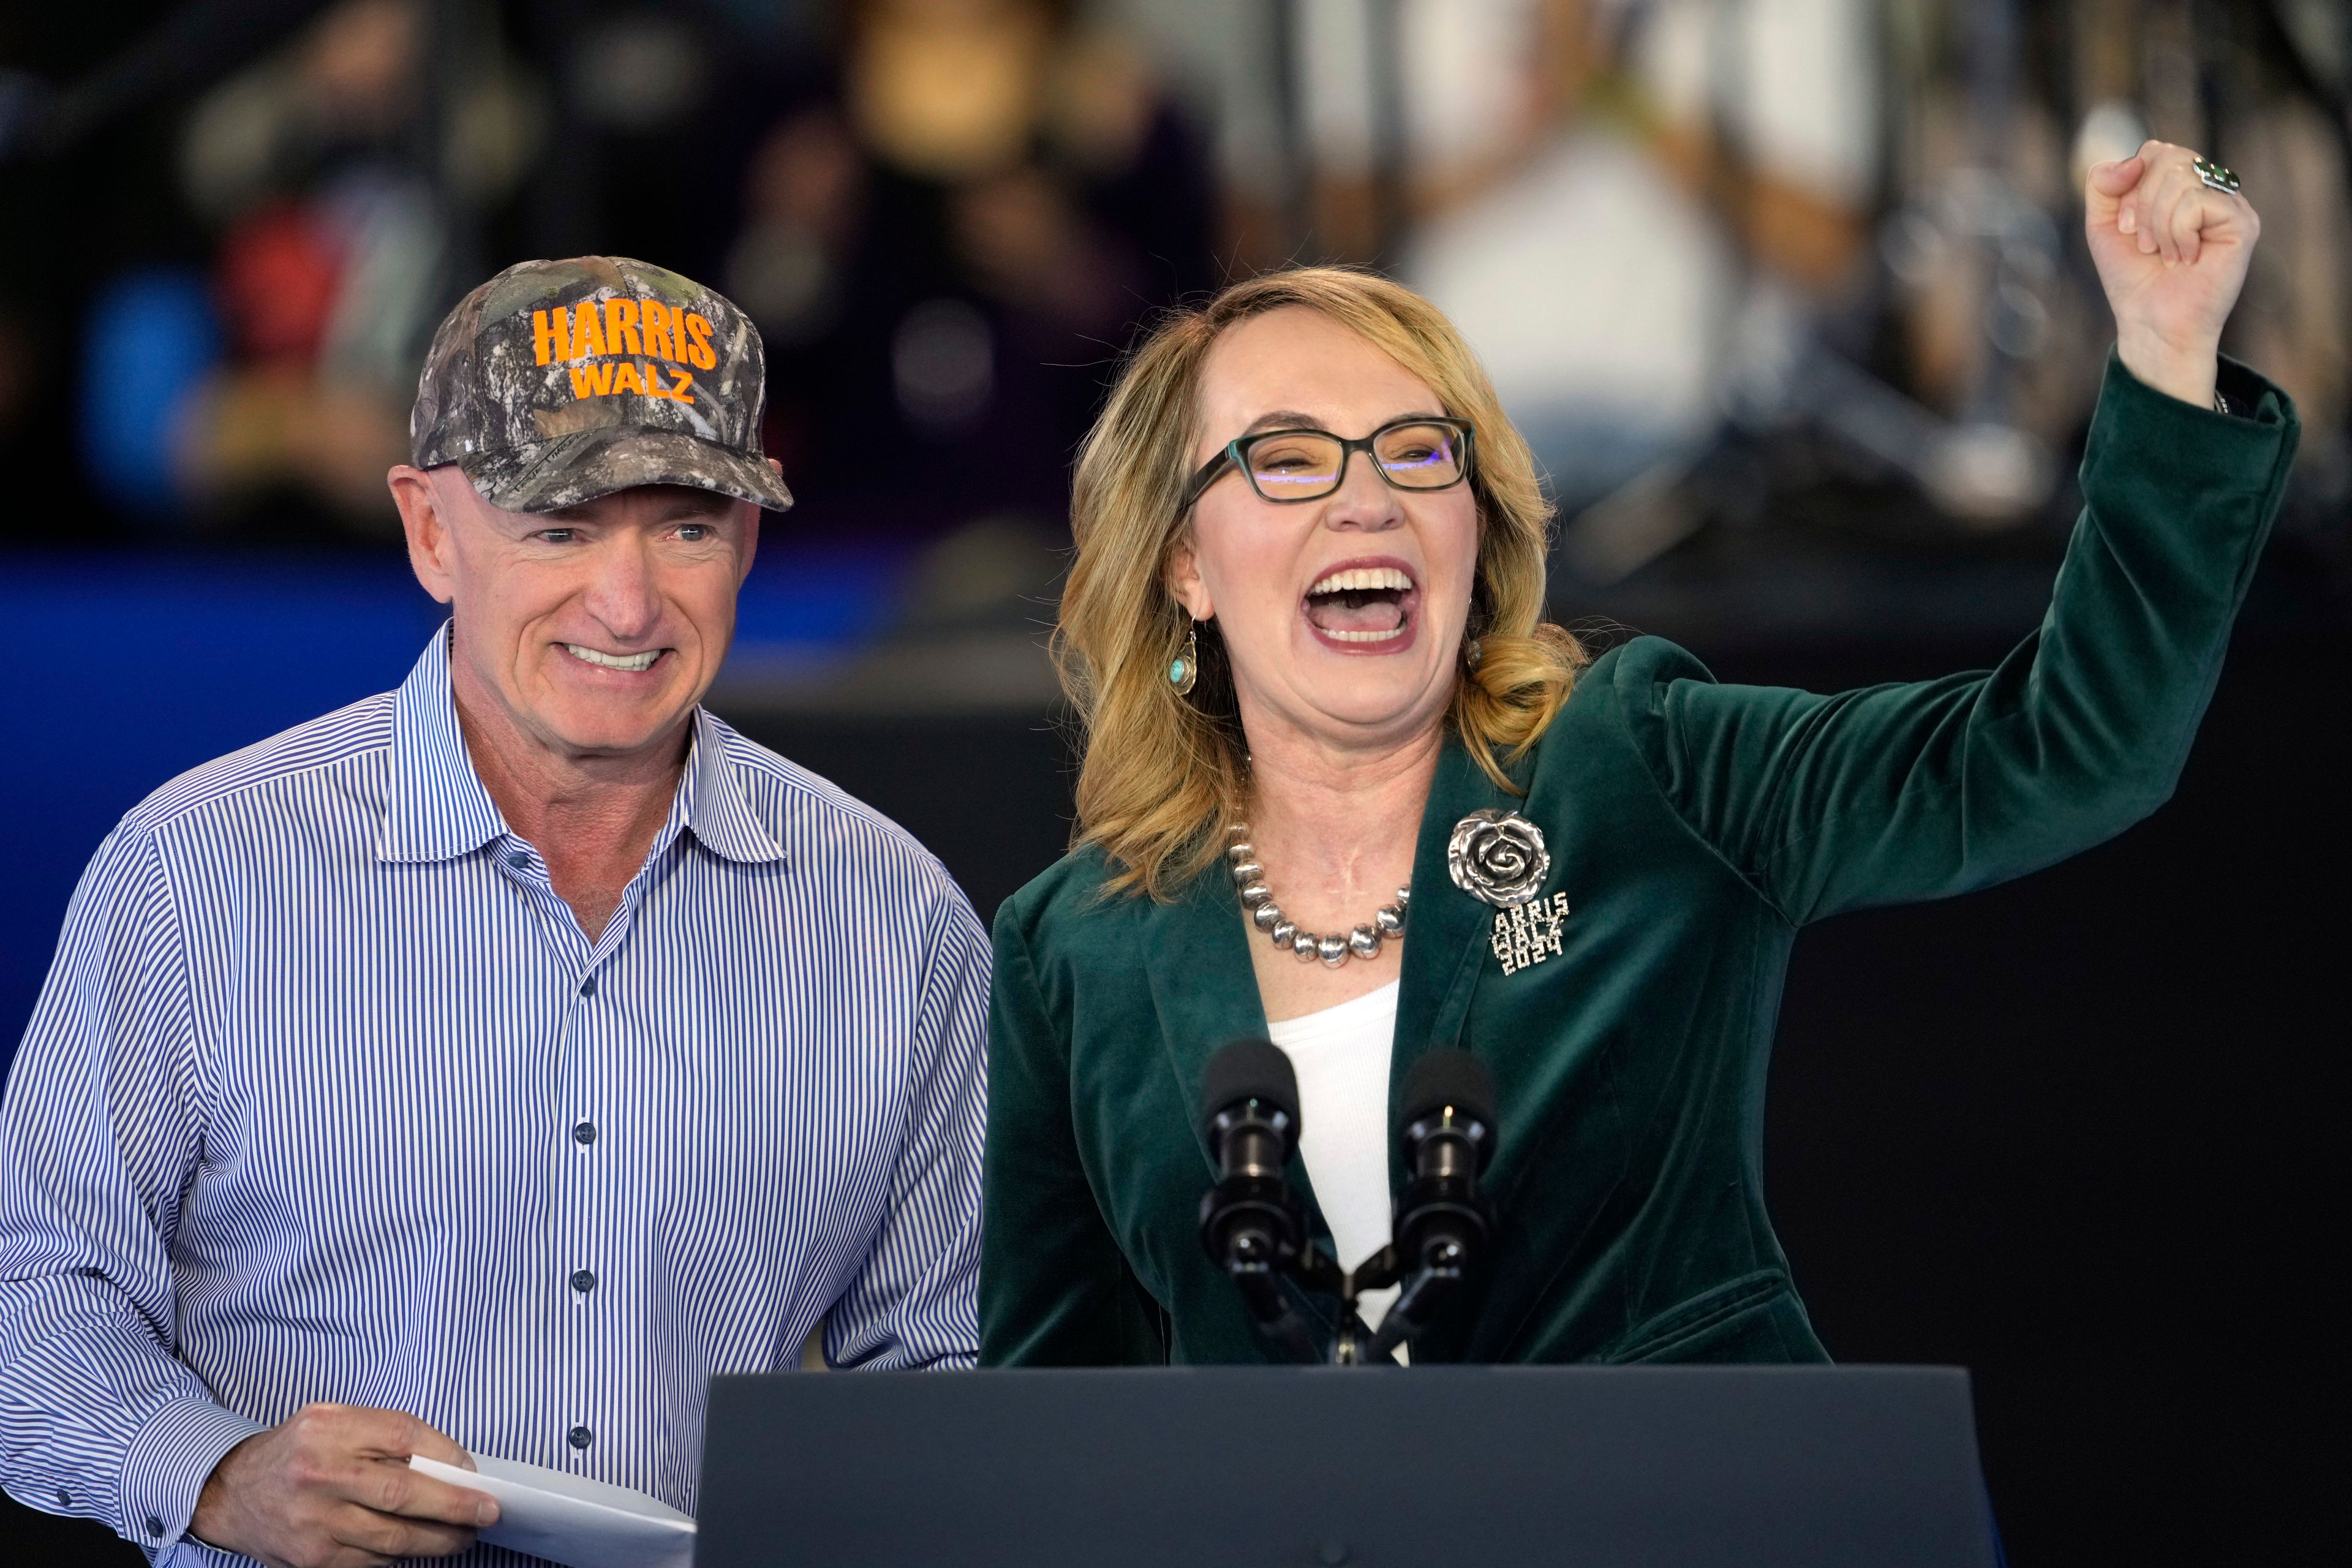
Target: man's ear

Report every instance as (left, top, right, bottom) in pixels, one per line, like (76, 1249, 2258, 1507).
(1164, 535, 1213, 620)
(736, 495, 763, 584)
(388, 466, 457, 605)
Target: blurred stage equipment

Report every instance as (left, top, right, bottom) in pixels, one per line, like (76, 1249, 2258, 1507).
(1558, 0, 2065, 585)
(0, 1, 329, 164)
(1196, 1038, 1501, 1365)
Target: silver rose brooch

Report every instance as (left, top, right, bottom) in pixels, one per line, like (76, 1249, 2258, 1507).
(1450, 809, 1569, 976)
(1447, 810, 1550, 907)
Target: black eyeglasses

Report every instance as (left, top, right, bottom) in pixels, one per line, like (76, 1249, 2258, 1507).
(1180, 417, 1476, 511)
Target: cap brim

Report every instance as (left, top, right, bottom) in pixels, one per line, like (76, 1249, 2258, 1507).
(459, 428, 794, 514)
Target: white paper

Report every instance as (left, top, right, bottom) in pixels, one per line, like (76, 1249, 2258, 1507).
(409, 1452, 695, 1568)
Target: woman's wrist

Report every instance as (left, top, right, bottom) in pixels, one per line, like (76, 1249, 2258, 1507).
(2115, 328, 2220, 410)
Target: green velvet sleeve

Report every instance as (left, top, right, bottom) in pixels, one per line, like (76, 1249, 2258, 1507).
(978, 903, 1165, 1365)
(1621, 352, 2299, 926)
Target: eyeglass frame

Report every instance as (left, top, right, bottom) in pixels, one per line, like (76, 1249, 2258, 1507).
(1178, 415, 1478, 513)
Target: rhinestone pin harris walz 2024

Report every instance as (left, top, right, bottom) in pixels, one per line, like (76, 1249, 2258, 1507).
(1490, 892, 1571, 976)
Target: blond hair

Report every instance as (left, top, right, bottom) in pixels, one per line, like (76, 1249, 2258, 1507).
(1058, 266, 1585, 899)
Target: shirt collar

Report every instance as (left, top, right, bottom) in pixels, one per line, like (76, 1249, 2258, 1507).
(380, 626, 507, 863)
(678, 707, 786, 865)
(379, 625, 786, 868)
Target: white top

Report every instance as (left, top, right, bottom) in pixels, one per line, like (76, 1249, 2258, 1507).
(1268, 981, 1402, 1340)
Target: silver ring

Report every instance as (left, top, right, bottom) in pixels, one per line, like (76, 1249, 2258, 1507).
(2193, 156, 2241, 195)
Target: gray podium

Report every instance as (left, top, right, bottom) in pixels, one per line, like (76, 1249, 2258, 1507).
(696, 1365, 2000, 1568)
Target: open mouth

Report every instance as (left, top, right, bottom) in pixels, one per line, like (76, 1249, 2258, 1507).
(563, 643, 665, 674)
(1303, 563, 1417, 649)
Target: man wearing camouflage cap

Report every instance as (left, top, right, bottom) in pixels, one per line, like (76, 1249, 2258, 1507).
(0, 258, 990, 1565)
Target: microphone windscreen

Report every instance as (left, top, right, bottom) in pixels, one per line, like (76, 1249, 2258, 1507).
(1400, 1050, 1495, 1133)
(1200, 1038, 1300, 1143)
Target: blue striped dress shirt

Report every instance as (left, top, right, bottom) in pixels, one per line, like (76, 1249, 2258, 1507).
(0, 628, 990, 1563)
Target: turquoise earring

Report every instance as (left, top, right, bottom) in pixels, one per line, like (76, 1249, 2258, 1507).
(1170, 620, 1200, 696)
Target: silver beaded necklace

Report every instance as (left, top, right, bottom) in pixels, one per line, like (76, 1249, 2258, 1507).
(1224, 823, 1410, 968)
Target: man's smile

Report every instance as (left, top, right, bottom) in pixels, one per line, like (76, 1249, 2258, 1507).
(561, 643, 666, 673)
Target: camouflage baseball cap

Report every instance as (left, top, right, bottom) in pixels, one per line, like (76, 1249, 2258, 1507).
(410, 256, 794, 513)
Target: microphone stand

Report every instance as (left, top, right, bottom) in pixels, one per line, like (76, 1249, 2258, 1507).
(1320, 1237, 1472, 1365)
(1327, 1250, 1391, 1366)
(1224, 1232, 1333, 1366)
(1202, 1045, 1495, 1365)
(1217, 1229, 1450, 1366)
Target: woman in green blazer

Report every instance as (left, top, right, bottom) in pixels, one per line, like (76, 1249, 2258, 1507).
(981, 142, 2296, 1365)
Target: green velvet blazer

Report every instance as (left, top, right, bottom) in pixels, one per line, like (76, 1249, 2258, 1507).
(980, 354, 2299, 1367)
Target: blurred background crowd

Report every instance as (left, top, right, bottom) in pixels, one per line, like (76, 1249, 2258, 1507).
(4, 1, 2346, 597)
(1, 4, 2345, 1562)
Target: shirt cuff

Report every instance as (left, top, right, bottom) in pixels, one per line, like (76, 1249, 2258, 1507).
(2213, 353, 2286, 426)
(116, 1396, 268, 1551)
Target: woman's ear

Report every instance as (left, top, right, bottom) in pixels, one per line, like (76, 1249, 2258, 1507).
(1164, 536, 1213, 621)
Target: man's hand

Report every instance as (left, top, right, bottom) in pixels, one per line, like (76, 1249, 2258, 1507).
(189, 1403, 498, 1568)
(2086, 139, 2261, 409)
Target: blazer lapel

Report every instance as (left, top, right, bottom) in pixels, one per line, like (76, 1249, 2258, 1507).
(1390, 736, 1523, 1177)
(1139, 863, 1275, 1175)
(1139, 856, 1336, 1256)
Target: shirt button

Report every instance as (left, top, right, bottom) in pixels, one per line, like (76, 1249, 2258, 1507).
(579, 974, 597, 997)
(56, 1487, 71, 1509)
(568, 1425, 594, 1450)
(505, 850, 530, 869)
(146, 1515, 166, 1536)
(573, 1121, 598, 1145)
(571, 1268, 597, 1293)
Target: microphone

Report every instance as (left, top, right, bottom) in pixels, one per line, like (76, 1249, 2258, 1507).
(1197, 1040, 1305, 1276)
(1370, 1051, 1497, 1356)
(1196, 1040, 1316, 1355)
